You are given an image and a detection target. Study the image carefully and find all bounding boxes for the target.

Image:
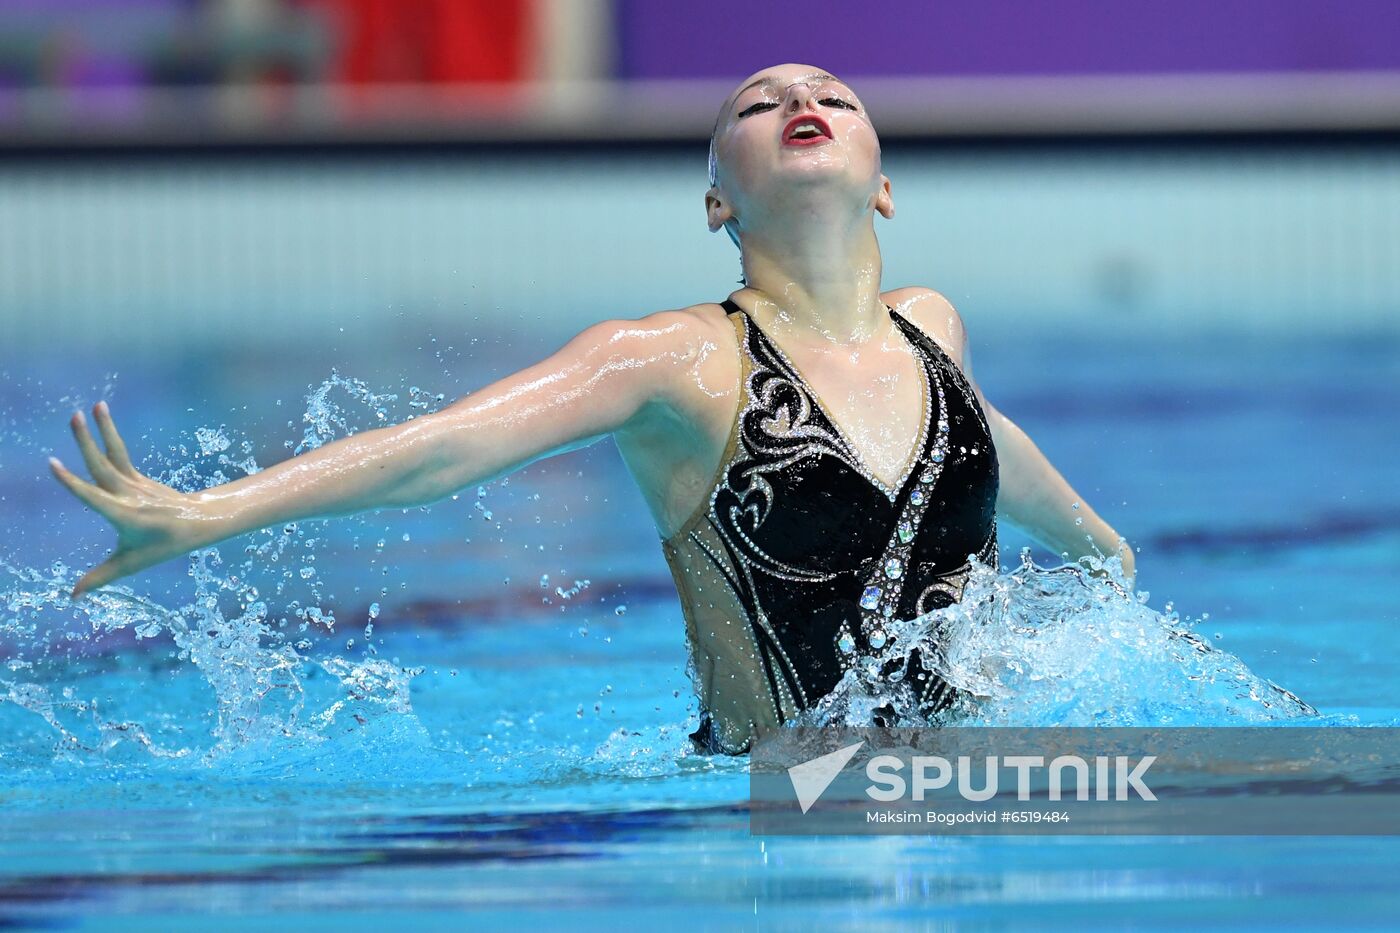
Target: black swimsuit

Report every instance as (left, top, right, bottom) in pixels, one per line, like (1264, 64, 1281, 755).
(660, 300, 999, 754)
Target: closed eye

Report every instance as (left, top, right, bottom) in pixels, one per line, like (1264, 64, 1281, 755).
(738, 101, 778, 118)
(737, 97, 858, 118)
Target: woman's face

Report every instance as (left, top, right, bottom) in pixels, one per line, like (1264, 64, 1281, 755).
(708, 63, 890, 228)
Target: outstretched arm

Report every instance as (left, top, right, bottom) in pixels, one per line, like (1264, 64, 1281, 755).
(899, 290, 1135, 585)
(50, 313, 701, 598)
(978, 393, 1136, 584)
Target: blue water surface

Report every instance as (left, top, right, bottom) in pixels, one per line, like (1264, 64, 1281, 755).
(1, 327, 1398, 930)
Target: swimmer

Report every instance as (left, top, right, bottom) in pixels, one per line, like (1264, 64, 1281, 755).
(49, 64, 1134, 754)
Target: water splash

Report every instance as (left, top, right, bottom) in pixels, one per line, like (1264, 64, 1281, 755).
(294, 370, 399, 455)
(798, 549, 1317, 731)
(0, 366, 1326, 787)
(0, 371, 435, 770)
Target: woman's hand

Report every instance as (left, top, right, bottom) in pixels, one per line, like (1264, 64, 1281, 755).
(1077, 538, 1136, 594)
(48, 402, 219, 599)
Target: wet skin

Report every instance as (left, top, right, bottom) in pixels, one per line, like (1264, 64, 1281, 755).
(49, 63, 1133, 610)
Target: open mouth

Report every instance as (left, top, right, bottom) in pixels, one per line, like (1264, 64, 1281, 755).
(782, 115, 834, 146)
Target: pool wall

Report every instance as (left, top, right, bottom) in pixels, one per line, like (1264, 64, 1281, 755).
(2, 144, 1397, 353)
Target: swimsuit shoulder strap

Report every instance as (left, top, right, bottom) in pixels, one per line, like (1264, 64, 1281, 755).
(888, 305, 946, 368)
(718, 297, 758, 363)
(717, 298, 752, 356)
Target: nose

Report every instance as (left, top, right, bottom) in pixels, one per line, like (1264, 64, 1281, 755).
(783, 82, 817, 114)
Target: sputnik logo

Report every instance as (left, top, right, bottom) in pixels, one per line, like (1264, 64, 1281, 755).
(787, 740, 865, 814)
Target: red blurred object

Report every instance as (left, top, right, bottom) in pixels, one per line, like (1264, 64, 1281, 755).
(304, 0, 534, 84)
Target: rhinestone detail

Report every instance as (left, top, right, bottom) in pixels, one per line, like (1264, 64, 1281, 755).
(852, 358, 950, 649)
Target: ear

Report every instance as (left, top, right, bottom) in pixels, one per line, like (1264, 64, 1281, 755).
(705, 186, 735, 233)
(875, 175, 895, 219)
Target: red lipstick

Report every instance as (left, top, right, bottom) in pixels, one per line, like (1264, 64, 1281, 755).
(781, 113, 834, 146)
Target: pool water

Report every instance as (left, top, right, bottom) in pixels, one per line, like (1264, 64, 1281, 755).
(2, 328, 1398, 929)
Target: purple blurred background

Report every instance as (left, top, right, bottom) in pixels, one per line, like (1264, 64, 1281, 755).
(616, 0, 1400, 79)
(3, 0, 1399, 143)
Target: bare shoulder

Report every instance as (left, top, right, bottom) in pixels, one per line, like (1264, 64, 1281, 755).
(584, 301, 741, 419)
(654, 301, 740, 352)
(881, 285, 970, 371)
(581, 301, 732, 356)
(571, 302, 738, 387)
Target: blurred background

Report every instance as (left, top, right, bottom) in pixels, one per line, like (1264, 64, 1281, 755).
(1, 1, 1397, 628)
(2, 0, 1399, 350)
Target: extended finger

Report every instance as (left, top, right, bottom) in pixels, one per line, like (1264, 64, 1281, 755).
(48, 456, 121, 515)
(92, 401, 137, 476)
(72, 553, 133, 599)
(69, 411, 123, 491)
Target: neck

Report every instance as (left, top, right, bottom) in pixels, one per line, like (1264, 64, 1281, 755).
(734, 192, 886, 346)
